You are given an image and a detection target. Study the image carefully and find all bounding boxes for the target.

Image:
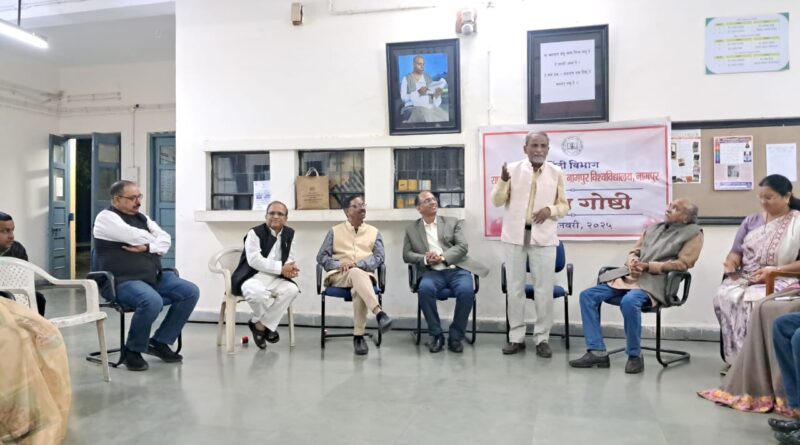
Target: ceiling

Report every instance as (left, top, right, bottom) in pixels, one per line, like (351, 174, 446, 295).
(0, 0, 175, 67)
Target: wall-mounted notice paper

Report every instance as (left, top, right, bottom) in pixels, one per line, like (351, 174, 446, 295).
(705, 13, 790, 74)
(766, 143, 797, 182)
(252, 180, 271, 210)
(671, 129, 702, 184)
(540, 39, 595, 103)
(713, 135, 754, 190)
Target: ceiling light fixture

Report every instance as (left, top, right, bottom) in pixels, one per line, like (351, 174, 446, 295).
(0, 0, 48, 49)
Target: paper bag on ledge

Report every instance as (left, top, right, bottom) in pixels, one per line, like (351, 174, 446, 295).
(296, 168, 329, 210)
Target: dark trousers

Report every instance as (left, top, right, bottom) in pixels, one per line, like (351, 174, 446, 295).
(418, 268, 474, 342)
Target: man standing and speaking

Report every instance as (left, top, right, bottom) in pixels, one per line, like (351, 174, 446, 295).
(492, 131, 569, 358)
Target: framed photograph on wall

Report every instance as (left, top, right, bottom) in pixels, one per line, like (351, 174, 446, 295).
(386, 38, 460, 135)
(527, 25, 609, 124)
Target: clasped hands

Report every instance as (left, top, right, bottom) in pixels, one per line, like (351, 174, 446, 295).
(282, 262, 300, 279)
(425, 251, 445, 266)
(628, 258, 649, 278)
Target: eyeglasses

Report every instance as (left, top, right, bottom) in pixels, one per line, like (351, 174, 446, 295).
(118, 194, 143, 202)
(420, 197, 437, 205)
(267, 211, 287, 217)
(349, 203, 367, 209)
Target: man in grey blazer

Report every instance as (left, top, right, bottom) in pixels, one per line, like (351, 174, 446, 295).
(403, 190, 489, 353)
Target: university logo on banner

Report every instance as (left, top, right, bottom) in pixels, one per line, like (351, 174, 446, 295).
(481, 119, 671, 241)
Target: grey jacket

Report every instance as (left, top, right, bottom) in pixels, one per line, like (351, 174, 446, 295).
(402, 216, 489, 277)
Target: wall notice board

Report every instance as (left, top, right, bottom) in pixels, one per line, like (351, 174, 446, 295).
(672, 118, 800, 224)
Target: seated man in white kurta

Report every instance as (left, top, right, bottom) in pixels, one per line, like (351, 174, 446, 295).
(231, 201, 300, 349)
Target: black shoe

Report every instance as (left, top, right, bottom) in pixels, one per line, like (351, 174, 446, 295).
(770, 418, 800, 433)
(376, 311, 393, 334)
(146, 340, 183, 363)
(448, 339, 464, 353)
(625, 355, 644, 374)
(121, 347, 149, 371)
(776, 429, 800, 445)
(569, 351, 610, 368)
(535, 342, 552, 358)
(426, 335, 445, 353)
(354, 335, 369, 355)
(248, 320, 267, 349)
(265, 328, 280, 344)
(502, 342, 526, 355)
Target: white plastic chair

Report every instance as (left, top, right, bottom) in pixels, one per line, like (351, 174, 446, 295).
(208, 247, 295, 354)
(0, 257, 110, 381)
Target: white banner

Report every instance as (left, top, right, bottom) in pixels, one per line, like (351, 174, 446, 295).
(481, 119, 671, 241)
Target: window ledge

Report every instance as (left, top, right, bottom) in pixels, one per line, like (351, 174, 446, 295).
(194, 208, 466, 222)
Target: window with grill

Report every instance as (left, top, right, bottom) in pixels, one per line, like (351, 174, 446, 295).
(394, 147, 464, 208)
(211, 152, 270, 210)
(298, 150, 364, 209)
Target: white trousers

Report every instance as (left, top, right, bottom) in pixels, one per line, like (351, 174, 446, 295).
(505, 235, 557, 345)
(241, 272, 299, 331)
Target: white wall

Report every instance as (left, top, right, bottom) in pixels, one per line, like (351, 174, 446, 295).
(58, 60, 176, 212)
(0, 49, 60, 266)
(176, 0, 800, 334)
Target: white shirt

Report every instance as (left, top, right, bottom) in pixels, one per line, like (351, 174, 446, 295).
(244, 227, 296, 276)
(92, 209, 171, 255)
(400, 75, 446, 109)
(423, 219, 452, 271)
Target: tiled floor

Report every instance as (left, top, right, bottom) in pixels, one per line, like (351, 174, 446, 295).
(47, 290, 778, 445)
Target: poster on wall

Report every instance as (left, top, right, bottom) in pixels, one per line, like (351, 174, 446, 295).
(386, 38, 461, 135)
(705, 13, 790, 75)
(713, 136, 754, 190)
(252, 180, 271, 210)
(527, 24, 609, 124)
(767, 143, 798, 181)
(671, 129, 702, 184)
(481, 119, 670, 241)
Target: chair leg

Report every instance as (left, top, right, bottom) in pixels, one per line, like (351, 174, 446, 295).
(217, 301, 226, 347)
(647, 309, 690, 367)
(415, 300, 422, 345)
(225, 296, 236, 354)
(468, 296, 477, 345)
(96, 319, 111, 382)
(320, 294, 326, 348)
(376, 294, 383, 347)
(505, 292, 510, 343)
(608, 310, 690, 368)
(564, 294, 570, 350)
(288, 305, 296, 348)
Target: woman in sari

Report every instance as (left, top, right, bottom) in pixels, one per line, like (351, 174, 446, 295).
(0, 297, 71, 444)
(698, 175, 800, 415)
(715, 175, 800, 362)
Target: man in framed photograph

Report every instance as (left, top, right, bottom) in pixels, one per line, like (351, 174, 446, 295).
(399, 54, 449, 123)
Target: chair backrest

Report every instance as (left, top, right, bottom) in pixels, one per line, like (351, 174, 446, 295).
(0, 257, 37, 311)
(525, 240, 566, 273)
(217, 249, 242, 273)
(209, 247, 244, 297)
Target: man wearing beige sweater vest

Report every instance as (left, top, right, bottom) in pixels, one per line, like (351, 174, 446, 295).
(317, 195, 394, 355)
(491, 131, 570, 358)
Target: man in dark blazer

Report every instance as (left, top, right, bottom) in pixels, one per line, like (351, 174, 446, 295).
(403, 190, 489, 353)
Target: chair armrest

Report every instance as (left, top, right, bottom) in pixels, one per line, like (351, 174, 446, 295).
(0, 290, 14, 301)
(566, 263, 574, 295)
(596, 266, 617, 285)
(87, 271, 116, 302)
(378, 263, 386, 294)
(664, 271, 691, 307)
(766, 270, 800, 295)
(500, 263, 507, 294)
(408, 264, 418, 293)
